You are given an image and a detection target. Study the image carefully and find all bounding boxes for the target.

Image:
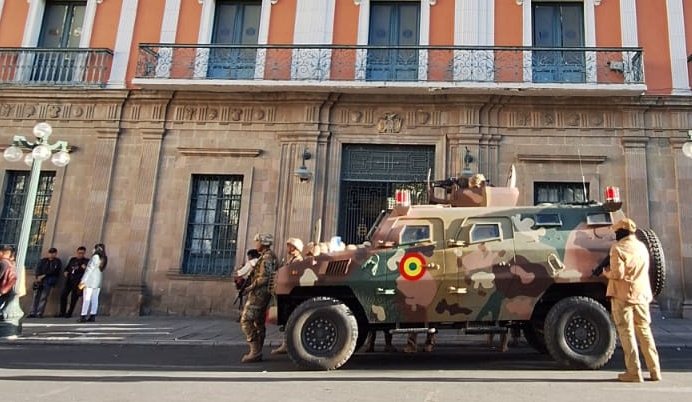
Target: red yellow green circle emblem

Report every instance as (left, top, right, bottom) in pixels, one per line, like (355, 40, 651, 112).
(399, 252, 427, 281)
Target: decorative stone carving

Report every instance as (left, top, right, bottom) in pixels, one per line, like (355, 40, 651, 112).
(47, 105, 62, 118)
(230, 108, 242, 121)
(25, 105, 36, 118)
(350, 110, 363, 123)
(565, 113, 581, 127)
(376, 112, 403, 134)
(73, 106, 84, 118)
(516, 111, 531, 126)
(0, 103, 14, 117)
(418, 111, 431, 124)
(541, 112, 555, 126)
(589, 112, 604, 127)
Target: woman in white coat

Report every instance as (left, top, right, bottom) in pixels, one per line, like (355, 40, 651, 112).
(78, 244, 107, 322)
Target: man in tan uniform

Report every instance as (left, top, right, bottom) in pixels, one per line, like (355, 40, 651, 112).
(271, 237, 304, 355)
(604, 218, 661, 382)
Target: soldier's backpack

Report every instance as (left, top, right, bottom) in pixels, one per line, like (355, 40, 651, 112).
(0, 260, 17, 295)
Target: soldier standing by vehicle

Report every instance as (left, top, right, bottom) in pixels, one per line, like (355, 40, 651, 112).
(603, 218, 662, 382)
(240, 233, 278, 363)
(271, 237, 304, 355)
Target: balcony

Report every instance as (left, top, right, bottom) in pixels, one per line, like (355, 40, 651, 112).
(0, 48, 113, 88)
(133, 44, 645, 96)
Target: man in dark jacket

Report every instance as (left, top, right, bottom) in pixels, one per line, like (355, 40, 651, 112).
(28, 247, 62, 318)
(58, 246, 89, 318)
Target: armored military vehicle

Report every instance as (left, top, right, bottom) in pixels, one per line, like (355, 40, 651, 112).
(272, 175, 665, 371)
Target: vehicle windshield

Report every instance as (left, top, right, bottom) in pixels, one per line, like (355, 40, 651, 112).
(365, 209, 387, 242)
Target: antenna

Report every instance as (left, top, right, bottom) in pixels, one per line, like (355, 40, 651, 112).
(578, 149, 588, 202)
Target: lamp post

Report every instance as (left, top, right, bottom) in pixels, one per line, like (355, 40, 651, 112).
(0, 122, 71, 338)
(683, 130, 692, 160)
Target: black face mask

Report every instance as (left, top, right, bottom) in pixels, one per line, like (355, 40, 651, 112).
(615, 229, 631, 241)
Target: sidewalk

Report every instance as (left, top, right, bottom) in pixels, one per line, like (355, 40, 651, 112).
(4, 306, 691, 348)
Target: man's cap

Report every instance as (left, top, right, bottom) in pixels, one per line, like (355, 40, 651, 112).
(286, 237, 304, 253)
(612, 218, 637, 233)
(254, 233, 273, 246)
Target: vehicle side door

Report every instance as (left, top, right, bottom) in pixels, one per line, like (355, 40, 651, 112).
(383, 218, 446, 323)
(452, 217, 516, 322)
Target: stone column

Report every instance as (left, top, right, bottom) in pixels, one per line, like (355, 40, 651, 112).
(670, 137, 691, 318)
(83, 128, 120, 244)
(109, 129, 166, 316)
(621, 136, 650, 227)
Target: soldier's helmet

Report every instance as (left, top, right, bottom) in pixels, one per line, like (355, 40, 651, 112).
(254, 233, 274, 246)
(612, 218, 637, 233)
(287, 237, 304, 253)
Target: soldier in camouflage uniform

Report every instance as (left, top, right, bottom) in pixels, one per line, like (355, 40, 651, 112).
(240, 233, 278, 363)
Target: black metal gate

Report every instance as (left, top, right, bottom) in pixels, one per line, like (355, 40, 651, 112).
(337, 144, 434, 245)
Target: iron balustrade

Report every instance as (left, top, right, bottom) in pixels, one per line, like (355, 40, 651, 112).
(0, 48, 113, 87)
(136, 44, 644, 85)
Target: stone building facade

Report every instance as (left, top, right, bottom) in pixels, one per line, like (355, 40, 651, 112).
(0, 0, 691, 318)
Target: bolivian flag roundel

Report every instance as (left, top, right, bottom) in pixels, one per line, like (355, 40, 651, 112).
(399, 252, 427, 281)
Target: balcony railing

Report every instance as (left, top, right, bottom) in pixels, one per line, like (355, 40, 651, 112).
(0, 48, 113, 87)
(135, 44, 644, 88)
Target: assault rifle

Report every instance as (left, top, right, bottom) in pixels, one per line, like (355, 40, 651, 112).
(591, 255, 610, 277)
(233, 273, 253, 306)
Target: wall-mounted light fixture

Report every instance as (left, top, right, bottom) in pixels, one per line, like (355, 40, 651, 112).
(294, 147, 313, 182)
(683, 130, 692, 159)
(460, 146, 475, 177)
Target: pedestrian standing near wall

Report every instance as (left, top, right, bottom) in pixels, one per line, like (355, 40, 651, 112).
(28, 248, 62, 318)
(78, 244, 108, 323)
(59, 246, 89, 318)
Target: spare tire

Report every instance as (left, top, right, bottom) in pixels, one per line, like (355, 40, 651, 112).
(635, 228, 666, 297)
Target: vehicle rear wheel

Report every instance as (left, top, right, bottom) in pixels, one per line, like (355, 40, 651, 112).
(286, 297, 358, 370)
(636, 228, 666, 297)
(523, 321, 548, 354)
(544, 296, 615, 370)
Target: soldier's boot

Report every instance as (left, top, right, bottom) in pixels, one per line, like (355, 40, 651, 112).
(362, 331, 376, 353)
(271, 340, 288, 355)
(423, 333, 435, 353)
(403, 333, 418, 354)
(500, 333, 509, 352)
(383, 332, 397, 353)
(241, 342, 263, 363)
(617, 372, 643, 383)
(650, 370, 662, 381)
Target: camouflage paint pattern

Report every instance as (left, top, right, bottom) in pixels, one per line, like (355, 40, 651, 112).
(274, 202, 625, 328)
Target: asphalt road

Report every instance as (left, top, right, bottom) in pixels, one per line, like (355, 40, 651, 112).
(1, 344, 691, 402)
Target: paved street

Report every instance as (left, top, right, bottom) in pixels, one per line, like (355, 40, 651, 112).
(1, 306, 690, 402)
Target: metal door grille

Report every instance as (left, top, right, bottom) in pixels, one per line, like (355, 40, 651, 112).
(338, 145, 433, 245)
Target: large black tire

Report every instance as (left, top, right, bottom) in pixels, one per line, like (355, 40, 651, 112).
(635, 228, 666, 297)
(286, 297, 358, 370)
(523, 321, 548, 354)
(544, 296, 615, 370)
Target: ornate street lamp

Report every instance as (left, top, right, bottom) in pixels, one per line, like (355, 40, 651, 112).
(0, 122, 72, 338)
(682, 130, 692, 160)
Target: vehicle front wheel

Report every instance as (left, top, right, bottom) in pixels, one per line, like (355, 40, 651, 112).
(544, 296, 615, 370)
(286, 297, 358, 370)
